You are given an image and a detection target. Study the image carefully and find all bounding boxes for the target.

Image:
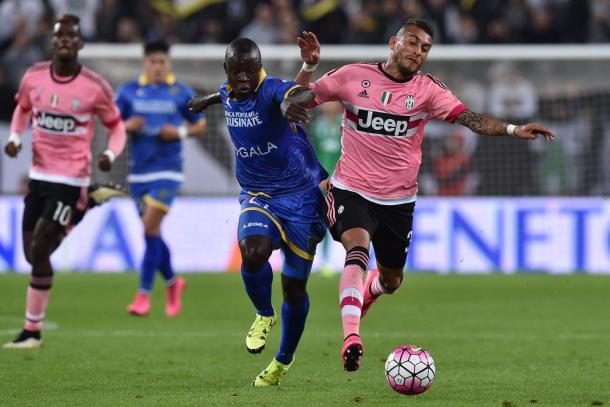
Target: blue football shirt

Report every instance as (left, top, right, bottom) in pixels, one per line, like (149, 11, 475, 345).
(220, 71, 327, 196)
(115, 74, 202, 182)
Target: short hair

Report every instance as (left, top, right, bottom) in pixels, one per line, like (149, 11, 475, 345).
(144, 39, 170, 55)
(55, 14, 81, 36)
(397, 18, 434, 40)
(225, 37, 261, 64)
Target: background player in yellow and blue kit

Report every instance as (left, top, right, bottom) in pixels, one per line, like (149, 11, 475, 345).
(189, 37, 326, 386)
(115, 39, 206, 317)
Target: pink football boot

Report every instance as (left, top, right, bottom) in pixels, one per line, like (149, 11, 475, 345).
(361, 268, 381, 318)
(165, 277, 186, 317)
(341, 334, 364, 372)
(127, 292, 151, 316)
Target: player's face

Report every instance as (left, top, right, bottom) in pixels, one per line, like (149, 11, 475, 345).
(224, 58, 261, 99)
(143, 52, 171, 84)
(52, 22, 83, 61)
(389, 26, 432, 77)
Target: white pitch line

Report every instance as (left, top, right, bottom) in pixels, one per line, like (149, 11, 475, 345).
(0, 329, 606, 341)
(1, 315, 607, 340)
(0, 315, 58, 336)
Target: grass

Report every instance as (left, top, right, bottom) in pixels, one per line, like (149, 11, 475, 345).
(0, 273, 609, 407)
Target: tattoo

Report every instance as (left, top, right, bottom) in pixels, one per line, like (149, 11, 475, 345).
(456, 110, 509, 136)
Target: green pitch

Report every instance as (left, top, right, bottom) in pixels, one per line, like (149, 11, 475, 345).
(1, 273, 609, 407)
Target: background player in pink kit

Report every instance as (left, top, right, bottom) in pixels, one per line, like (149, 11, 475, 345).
(2, 14, 126, 349)
(296, 19, 555, 371)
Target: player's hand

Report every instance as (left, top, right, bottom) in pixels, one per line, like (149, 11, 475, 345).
(97, 153, 112, 172)
(159, 124, 179, 141)
(4, 141, 21, 157)
(125, 116, 145, 132)
(514, 123, 555, 141)
(297, 31, 320, 65)
(281, 99, 312, 125)
(188, 96, 211, 113)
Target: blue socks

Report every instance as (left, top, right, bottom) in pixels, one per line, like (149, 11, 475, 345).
(140, 235, 173, 292)
(158, 238, 175, 283)
(241, 262, 274, 317)
(240, 262, 310, 365)
(276, 294, 310, 365)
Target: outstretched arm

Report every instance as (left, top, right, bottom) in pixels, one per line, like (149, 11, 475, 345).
(295, 31, 320, 86)
(455, 110, 555, 141)
(281, 87, 315, 124)
(188, 92, 221, 113)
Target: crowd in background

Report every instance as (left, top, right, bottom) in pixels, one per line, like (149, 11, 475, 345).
(1, 0, 609, 52)
(2, 0, 609, 96)
(2, 0, 609, 117)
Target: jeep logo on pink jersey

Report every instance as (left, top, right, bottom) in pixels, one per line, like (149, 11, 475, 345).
(36, 111, 77, 133)
(357, 109, 410, 137)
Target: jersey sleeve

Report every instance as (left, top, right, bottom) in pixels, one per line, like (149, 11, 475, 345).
(179, 84, 203, 123)
(95, 78, 122, 128)
(14, 70, 33, 111)
(114, 83, 132, 120)
(426, 76, 467, 123)
(309, 66, 346, 107)
(266, 78, 301, 106)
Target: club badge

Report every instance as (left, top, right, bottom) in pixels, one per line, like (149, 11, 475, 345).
(71, 97, 80, 111)
(405, 95, 415, 110)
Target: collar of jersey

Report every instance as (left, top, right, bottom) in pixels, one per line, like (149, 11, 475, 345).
(138, 73, 176, 86)
(224, 69, 267, 93)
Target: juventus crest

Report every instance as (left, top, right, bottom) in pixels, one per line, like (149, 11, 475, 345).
(405, 95, 415, 110)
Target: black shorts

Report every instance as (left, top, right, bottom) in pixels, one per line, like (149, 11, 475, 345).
(325, 186, 415, 268)
(22, 180, 82, 233)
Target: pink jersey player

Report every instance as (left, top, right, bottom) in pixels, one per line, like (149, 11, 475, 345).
(10, 61, 124, 186)
(3, 14, 126, 350)
(311, 63, 466, 203)
(294, 21, 554, 373)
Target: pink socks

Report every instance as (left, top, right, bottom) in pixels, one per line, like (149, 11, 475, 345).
(339, 246, 370, 339)
(24, 285, 51, 331)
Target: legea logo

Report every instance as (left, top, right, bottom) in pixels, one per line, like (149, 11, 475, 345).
(36, 111, 77, 133)
(357, 109, 410, 137)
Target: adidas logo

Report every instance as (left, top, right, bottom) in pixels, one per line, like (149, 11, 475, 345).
(357, 90, 368, 98)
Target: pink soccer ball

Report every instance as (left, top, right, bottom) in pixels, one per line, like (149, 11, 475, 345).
(384, 344, 436, 395)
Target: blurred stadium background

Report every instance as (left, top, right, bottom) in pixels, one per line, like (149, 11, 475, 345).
(2, 2, 610, 406)
(1, 0, 610, 275)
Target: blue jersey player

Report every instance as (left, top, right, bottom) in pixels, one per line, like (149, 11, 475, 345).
(189, 38, 326, 386)
(115, 39, 206, 318)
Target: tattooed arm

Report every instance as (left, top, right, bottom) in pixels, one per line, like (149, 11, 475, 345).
(455, 110, 555, 141)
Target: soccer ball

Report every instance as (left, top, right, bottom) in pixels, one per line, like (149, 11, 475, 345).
(384, 344, 435, 395)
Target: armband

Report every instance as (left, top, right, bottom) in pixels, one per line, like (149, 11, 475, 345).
(103, 149, 116, 163)
(8, 132, 21, 147)
(506, 124, 518, 136)
(177, 125, 188, 139)
(302, 62, 319, 73)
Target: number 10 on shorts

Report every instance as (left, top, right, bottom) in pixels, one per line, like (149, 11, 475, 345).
(53, 201, 72, 226)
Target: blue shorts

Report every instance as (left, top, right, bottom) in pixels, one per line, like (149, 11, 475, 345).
(238, 187, 326, 280)
(129, 179, 181, 215)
